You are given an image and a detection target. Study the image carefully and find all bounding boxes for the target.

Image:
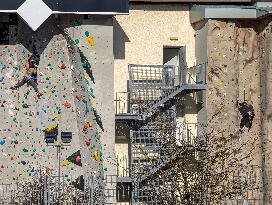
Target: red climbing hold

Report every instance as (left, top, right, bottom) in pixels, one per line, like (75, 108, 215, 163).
(64, 101, 71, 108)
(83, 124, 89, 134)
(85, 139, 91, 146)
(59, 64, 67, 70)
(75, 156, 81, 164)
(76, 94, 83, 101)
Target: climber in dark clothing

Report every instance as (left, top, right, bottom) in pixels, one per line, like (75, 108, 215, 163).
(10, 53, 43, 98)
(238, 102, 255, 130)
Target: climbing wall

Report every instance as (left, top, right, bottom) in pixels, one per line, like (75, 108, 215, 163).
(205, 19, 263, 203)
(0, 14, 115, 201)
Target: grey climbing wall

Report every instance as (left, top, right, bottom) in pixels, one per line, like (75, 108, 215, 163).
(0, 14, 115, 202)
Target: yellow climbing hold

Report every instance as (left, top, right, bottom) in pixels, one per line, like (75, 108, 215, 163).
(89, 121, 93, 128)
(87, 37, 95, 46)
(46, 124, 58, 132)
(94, 150, 99, 161)
(62, 161, 72, 167)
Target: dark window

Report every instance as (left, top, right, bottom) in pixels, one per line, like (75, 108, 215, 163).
(117, 182, 132, 202)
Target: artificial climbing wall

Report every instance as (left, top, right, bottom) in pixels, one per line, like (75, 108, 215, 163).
(196, 19, 265, 203)
(0, 14, 115, 193)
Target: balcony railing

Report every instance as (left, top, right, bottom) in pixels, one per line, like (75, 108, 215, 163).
(115, 63, 207, 115)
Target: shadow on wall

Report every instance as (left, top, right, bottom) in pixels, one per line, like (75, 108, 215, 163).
(0, 14, 112, 59)
(113, 18, 130, 60)
(176, 93, 202, 115)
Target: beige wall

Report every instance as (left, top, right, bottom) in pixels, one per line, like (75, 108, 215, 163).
(114, 4, 198, 173)
(114, 3, 196, 94)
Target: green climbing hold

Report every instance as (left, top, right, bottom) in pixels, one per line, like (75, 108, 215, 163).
(88, 88, 95, 98)
(75, 39, 80, 44)
(13, 117, 17, 123)
(85, 31, 90, 37)
(22, 148, 28, 153)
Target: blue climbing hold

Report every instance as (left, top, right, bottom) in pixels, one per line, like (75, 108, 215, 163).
(0, 140, 6, 145)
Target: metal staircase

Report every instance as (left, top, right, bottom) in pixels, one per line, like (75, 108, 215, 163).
(115, 63, 207, 121)
(140, 84, 206, 119)
(115, 63, 208, 204)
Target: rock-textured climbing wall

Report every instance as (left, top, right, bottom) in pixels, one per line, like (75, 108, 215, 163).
(201, 19, 264, 203)
(0, 14, 115, 200)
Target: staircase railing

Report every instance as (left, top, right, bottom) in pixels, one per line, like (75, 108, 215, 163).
(115, 63, 207, 116)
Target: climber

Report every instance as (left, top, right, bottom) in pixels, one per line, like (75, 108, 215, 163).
(238, 101, 255, 130)
(10, 53, 43, 98)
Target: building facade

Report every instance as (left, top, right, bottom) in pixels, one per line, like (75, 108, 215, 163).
(1, 0, 272, 204)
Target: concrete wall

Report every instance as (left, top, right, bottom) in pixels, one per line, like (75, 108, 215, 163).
(0, 14, 115, 196)
(114, 4, 198, 170)
(114, 3, 196, 94)
(194, 20, 208, 135)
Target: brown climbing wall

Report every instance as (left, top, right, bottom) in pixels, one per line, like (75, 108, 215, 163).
(206, 19, 263, 203)
(0, 14, 115, 202)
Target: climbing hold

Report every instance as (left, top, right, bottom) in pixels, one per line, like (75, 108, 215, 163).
(64, 101, 71, 109)
(62, 161, 72, 167)
(22, 148, 29, 153)
(88, 87, 95, 98)
(76, 94, 83, 101)
(0, 140, 5, 145)
(82, 98, 87, 104)
(67, 150, 82, 166)
(87, 37, 95, 47)
(93, 109, 104, 132)
(22, 104, 30, 108)
(59, 64, 67, 70)
(85, 139, 91, 147)
(85, 31, 90, 37)
(83, 124, 89, 134)
(75, 156, 81, 164)
(46, 124, 58, 132)
(94, 151, 99, 161)
(89, 121, 93, 128)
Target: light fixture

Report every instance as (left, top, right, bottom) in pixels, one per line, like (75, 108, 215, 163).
(61, 132, 73, 143)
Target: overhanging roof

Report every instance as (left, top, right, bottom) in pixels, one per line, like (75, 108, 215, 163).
(0, 0, 128, 31)
(0, 0, 128, 13)
(190, 2, 272, 23)
(130, 0, 251, 2)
